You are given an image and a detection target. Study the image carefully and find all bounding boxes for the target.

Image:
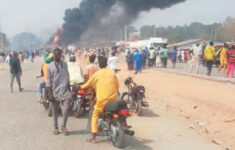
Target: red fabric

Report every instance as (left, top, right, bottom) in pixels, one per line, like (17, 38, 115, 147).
(227, 49, 235, 63)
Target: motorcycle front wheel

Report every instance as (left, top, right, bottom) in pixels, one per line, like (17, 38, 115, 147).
(48, 102, 52, 117)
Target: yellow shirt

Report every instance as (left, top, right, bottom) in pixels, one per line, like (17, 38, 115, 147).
(220, 48, 228, 60)
(204, 45, 215, 60)
(81, 68, 119, 111)
(42, 63, 49, 82)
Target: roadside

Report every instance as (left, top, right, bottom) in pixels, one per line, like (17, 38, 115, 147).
(117, 59, 235, 150)
(156, 62, 235, 84)
(78, 55, 222, 150)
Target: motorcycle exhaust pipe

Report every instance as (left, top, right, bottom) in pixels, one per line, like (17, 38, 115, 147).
(124, 129, 135, 136)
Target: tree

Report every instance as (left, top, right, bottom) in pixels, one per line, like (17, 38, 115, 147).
(220, 17, 235, 42)
(0, 32, 9, 51)
(11, 32, 42, 50)
(140, 25, 155, 40)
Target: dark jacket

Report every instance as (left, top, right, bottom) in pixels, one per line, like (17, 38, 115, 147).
(9, 57, 22, 74)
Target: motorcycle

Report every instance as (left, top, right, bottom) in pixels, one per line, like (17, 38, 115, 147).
(71, 85, 93, 118)
(98, 100, 134, 148)
(121, 77, 149, 116)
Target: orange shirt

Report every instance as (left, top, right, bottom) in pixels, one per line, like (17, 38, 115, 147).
(42, 63, 49, 82)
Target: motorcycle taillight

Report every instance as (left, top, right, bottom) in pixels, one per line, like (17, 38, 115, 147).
(78, 89, 85, 95)
(119, 110, 129, 116)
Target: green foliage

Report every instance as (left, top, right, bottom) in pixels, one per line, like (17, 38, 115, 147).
(11, 32, 42, 50)
(139, 22, 223, 43)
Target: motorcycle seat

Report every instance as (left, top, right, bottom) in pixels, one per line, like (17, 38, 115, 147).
(132, 85, 145, 93)
(104, 100, 128, 113)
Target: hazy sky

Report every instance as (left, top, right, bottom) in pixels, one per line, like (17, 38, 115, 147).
(0, 0, 234, 39)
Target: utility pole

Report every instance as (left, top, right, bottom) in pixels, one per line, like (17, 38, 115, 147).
(120, 30, 123, 41)
(0, 20, 3, 52)
(124, 25, 127, 48)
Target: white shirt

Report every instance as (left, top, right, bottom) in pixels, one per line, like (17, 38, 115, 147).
(108, 56, 119, 70)
(194, 46, 201, 56)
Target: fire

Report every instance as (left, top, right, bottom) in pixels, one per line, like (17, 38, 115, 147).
(53, 28, 62, 48)
(53, 35, 60, 44)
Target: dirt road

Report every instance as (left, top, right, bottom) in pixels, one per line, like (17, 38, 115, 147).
(118, 59, 235, 150)
(0, 58, 222, 150)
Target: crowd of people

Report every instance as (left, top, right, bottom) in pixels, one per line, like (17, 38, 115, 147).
(34, 47, 120, 143)
(125, 41, 235, 77)
(4, 39, 235, 145)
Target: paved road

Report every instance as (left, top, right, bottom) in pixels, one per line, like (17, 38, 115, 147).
(0, 58, 222, 150)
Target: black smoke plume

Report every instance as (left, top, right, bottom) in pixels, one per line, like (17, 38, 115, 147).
(61, 0, 186, 46)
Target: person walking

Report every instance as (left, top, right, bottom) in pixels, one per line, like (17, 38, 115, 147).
(126, 50, 134, 71)
(204, 41, 215, 76)
(133, 49, 142, 74)
(171, 46, 177, 68)
(149, 47, 156, 68)
(189, 44, 201, 73)
(160, 45, 169, 68)
(9, 52, 23, 93)
(217, 43, 228, 73)
(46, 48, 72, 135)
(226, 46, 235, 78)
(184, 50, 189, 63)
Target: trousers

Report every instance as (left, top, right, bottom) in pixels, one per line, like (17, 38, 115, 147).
(51, 99, 70, 130)
(227, 63, 235, 78)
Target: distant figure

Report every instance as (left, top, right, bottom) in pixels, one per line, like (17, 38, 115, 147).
(133, 49, 142, 74)
(155, 47, 161, 67)
(149, 47, 156, 68)
(226, 46, 235, 78)
(189, 43, 201, 74)
(108, 51, 119, 72)
(160, 45, 169, 68)
(201, 41, 207, 65)
(217, 43, 228, 73)
(171, 46, 177, 68)
(5, 54, 12, 65)
(126, 50, 134, 71)
(9, 52, 23, 93)
(184, 50, 189, 63)
(204, 41, 215, 76)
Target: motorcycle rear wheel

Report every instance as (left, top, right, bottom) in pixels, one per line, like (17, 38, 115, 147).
(110, 121, 125, 148)
(74, 103, 83, 118)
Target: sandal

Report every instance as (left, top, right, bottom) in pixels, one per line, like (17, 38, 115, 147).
(61, 126, 69, 136)
(86, 138, 97, 143)
(53, 129, 59, 135)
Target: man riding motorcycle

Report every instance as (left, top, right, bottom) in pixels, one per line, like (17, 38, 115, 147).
(80, 56, 119, 143)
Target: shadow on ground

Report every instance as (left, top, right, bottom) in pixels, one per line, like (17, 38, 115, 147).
(124, 136, 154, 150)
(141, 108, 160, 118)
(69, 129, 89, 136)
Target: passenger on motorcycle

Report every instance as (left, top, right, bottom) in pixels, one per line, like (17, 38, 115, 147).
(80, 56, 119, 143)
(37, 53, 53, 104)
(67, 54, 84, 86)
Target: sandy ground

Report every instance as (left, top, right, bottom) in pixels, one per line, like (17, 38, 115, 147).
(116, 56, 235, 150)
(0, 56, 225, 150)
